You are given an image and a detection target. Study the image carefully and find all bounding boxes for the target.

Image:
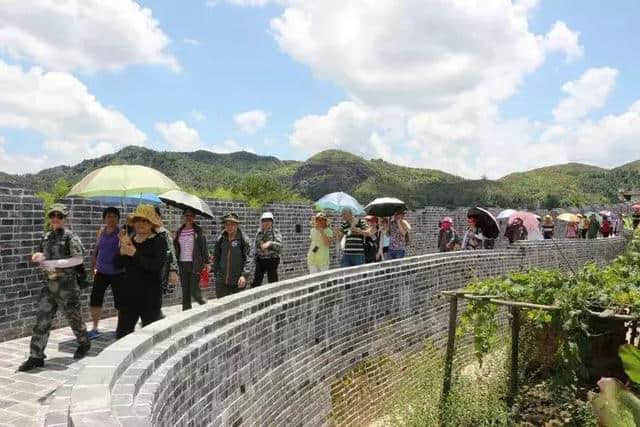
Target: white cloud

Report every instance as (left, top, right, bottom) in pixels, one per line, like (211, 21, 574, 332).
(217, 0, 278, 6)
(552, 67, 618, 122)
(0, 136, 49, 174)
(0, 0, 179, 73)
(208, 139, 256, 154)
(183, 38, 201, 46)
(269, 1, 616, 177)
(542, 21, 584, 62)
(155, 121, 202, 151)
(290, 102, 378, 155)
(234, 110, 269, 134)
(0, 60, 146, 173)
(205, 1, 218, 7)
(270, 1, 582, 110)
(190, 110, 207, 121)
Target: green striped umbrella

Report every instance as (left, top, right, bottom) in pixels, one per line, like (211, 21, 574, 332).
(67, 165, 180, 199)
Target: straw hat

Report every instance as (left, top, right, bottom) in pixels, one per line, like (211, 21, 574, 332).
(131, 204, 161, 227)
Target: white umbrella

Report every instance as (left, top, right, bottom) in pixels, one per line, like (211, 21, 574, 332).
(364, 197, 406, 217)
(497, 209, 517, 219)
(158, 190, 214, 219)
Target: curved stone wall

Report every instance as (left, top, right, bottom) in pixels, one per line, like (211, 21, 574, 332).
(64, 237, 627, 427)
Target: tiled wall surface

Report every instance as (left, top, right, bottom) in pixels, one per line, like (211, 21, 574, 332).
(0, 185, 630, 342)
(64, 235, 628, 427)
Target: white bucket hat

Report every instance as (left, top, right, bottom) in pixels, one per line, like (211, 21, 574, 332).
(260, 212, 274, 221)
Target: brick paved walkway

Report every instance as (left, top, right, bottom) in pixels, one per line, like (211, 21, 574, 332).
(0, 305, 182, 427)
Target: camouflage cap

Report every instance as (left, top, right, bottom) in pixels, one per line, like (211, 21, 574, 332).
(47, 203, 68, 217)
(222, 212, 241, 224)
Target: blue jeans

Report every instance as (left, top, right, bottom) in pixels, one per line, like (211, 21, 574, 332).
(388, 248, 405, 259)
(341, 253, 365, 267)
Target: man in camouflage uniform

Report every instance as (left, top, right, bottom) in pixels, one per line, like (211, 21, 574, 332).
(19, 203, 91, 372)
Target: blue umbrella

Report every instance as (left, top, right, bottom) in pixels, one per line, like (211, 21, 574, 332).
(90, 193, 162, 206)
(314, 192, 365, 215)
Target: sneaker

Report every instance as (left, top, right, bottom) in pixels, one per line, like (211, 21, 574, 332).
(73, 342, 91, 360)
(18, 357, 44, 372)
(87, 329, 100, 339)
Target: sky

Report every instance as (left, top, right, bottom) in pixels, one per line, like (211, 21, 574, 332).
(0, 0, 639, 179)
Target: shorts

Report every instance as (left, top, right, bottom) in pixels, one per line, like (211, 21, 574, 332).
(90, 272, 123, 309)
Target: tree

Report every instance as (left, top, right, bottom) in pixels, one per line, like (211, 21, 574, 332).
(542, 194, 561, 210)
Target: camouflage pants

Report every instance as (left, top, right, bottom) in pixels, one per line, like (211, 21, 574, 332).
(29, 276, 88, 359)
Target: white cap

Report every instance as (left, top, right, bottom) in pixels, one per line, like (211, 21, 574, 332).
(260, 212, 274, 221)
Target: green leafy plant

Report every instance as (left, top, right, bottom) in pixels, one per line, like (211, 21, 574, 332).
(36, 177, 71, 229)
(458, 229, 640, 411)
(589, 345, 640, 426)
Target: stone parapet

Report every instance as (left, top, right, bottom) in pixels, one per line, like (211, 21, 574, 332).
(59, 235, 628, 427)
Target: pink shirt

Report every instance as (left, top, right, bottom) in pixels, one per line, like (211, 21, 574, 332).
(178, 228, 195, 262)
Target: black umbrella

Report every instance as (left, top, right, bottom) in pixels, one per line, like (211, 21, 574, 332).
(364, 197, 407, 218)
(467, 207, 500, 239)
(158, 190, 214, 219)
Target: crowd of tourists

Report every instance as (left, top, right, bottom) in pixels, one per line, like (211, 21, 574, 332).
(17, 201, 639, 372)
(437, 211, 629, 253)
(307, 207, 411, 271)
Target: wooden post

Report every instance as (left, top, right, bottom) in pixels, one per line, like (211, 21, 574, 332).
(508, 306, 521, 406)
(439, 294, 458, 417)
(631, 321, 638, 347)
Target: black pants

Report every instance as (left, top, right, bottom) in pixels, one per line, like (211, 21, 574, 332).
(179, 261, 205, 310)
(90, 272, 123, 309)
(116, 306, 161, 339)
(252, 258, 279, 287)
(580, 229, 588, 239)
(215, 282, 243, 298)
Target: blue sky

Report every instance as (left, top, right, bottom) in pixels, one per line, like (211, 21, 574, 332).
(0, 0, 639, 178)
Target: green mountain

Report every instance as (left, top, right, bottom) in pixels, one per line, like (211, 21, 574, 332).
(2, 145, 638, 209)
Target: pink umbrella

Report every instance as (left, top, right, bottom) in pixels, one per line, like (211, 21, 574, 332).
(509, 211, 543, 240)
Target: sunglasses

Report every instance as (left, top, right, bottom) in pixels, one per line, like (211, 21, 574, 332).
(49, 213, 64, 219)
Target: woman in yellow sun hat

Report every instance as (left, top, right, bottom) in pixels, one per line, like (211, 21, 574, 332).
(114, 204, 167, 339)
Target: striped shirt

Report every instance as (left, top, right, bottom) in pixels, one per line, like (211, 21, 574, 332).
(341, 219, 367, 254)
(178, 228, 195, 262)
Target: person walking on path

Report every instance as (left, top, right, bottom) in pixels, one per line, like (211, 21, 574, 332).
(19, 204, 90, 372)
(307, 212, 333, 273)
(462, 216, 485, 250)
(379, 218, 391, 260)
(174, 208, 210, 310)
(213, 213, 252, 298)
(388, 208, 411, 259)
(578, 214, 589, 239)
(633, 208, 640, 229)
(154, 206, 179, 318)
(88, 207, 123, 339)
(336, 207, 371, 267)
(114, 205, 167, 339)
(565, 221, 579, 238)
(364, 215, 382, 263)
(587, 214, 600, 239)
(505, 217, 528, 244)
(253, 212, 283, 286)
(600, 216, 612, 238)
(438, 217, 460, 252)
(542, 215, 555, 239)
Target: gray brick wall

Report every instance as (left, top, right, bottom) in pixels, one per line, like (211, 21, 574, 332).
(0, 186, 631, 342)
(64, 235, 628, 427)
